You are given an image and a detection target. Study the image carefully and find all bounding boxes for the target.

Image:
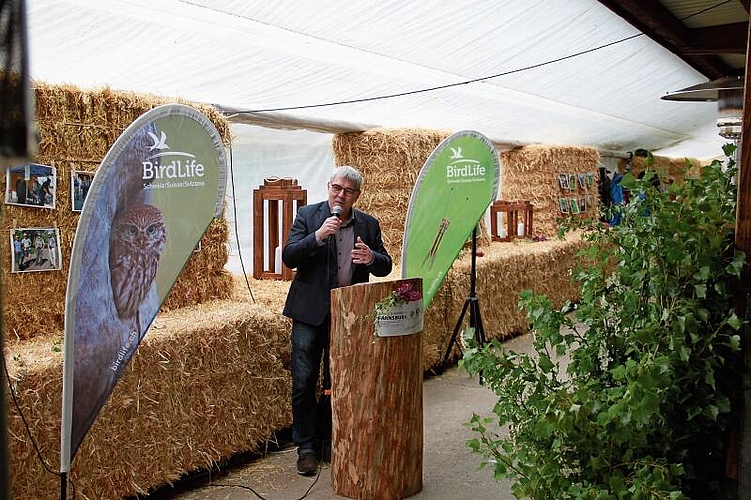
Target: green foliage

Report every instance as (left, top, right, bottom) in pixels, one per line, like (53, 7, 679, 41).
(462, 146, 744, 499)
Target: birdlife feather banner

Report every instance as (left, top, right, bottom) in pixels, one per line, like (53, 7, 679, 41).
(60, 104, 227, 470)
(401, 130, 500, 309)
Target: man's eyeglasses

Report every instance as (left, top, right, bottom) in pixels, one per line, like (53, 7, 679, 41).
(329, 183, 358, 197)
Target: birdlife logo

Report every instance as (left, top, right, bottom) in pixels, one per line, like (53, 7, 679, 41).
(141, 129, 207, 189)
(445, 146, 487, 184)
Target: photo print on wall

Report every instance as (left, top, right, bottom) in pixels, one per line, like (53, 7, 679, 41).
(577, 173, 587, 189)
(570, 198, 580, 214)
(71, 170, 95, 212)
(11, 227, 62, 273)
(5, 163, 57, 209)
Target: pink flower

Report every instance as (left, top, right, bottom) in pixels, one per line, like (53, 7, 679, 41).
(394, 283, 422, 304)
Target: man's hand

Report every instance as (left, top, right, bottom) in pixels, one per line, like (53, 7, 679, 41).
(352, 236, 374, 265)
(316, 215, 342, 241)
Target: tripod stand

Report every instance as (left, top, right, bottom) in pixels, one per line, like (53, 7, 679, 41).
(441, 226, 487, 375)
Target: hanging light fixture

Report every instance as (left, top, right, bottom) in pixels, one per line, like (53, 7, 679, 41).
(661, 76, 744, 140)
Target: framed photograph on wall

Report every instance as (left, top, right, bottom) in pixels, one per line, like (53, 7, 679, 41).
(559, 198, 569, 213)
(5, 163, 57, 209)
(71, 170, 95, 212)
(587, 172, 595, 187)
(568, 174, 577, 191)
(577, 173, 587, 189)
(579, 196, 587, 212)
(11, 227, 62, 273)
(569, 198, 580, 214)
(558, 173, 569, 190)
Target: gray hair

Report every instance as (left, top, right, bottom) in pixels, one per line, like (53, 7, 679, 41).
(330, 165, 363, 191)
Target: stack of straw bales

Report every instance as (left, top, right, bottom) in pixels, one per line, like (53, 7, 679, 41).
(7, 235, 587, 498)
(333, 128, 451, 265)
(2, 83, 234, 340)
(420, 233, 587, 368)
(500, 144, 601, 237)
(7, 298, 292, 498)
(621, 153, 704, 184)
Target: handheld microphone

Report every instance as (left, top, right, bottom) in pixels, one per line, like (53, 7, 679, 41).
(327, 205, 342, 244)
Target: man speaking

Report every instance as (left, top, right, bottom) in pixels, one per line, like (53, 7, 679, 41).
(282, 165, 392, 476)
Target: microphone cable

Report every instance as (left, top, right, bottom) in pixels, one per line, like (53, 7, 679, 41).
(3, 351, 79, 498)
(227, 146, 255, 303)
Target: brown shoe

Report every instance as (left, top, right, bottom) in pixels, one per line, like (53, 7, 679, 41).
(296, 452, 317, 476)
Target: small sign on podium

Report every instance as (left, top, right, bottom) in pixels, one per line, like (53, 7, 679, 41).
(374, 299, 424, 337)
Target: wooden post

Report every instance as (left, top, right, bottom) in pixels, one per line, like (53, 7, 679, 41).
(736, 16, 751, 495)
(330, 278, 423, 500)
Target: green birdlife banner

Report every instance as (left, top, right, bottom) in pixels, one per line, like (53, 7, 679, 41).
(401, 130, 500, 308)
(60, 104, 227, 472)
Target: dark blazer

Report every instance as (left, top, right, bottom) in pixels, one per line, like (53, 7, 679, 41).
(282, 200, 392, 326)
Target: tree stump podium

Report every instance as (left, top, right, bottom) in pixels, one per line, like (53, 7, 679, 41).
(330, 278, 423, 500)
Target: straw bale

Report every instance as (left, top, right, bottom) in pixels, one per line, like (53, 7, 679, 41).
(159, 217, 234, 311)
(333, 128, 451, 265)
(2, 82, 232, 340)
(500, 144, 601, 238)
(437, 233, 588, 365)
(620, 153, 705, 184)
(7, 298, 292, 499)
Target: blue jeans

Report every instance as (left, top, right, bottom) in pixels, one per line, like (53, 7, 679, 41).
(291, 319, 331, 455)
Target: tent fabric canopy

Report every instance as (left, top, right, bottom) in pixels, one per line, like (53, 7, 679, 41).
(27, 0, 727, 159)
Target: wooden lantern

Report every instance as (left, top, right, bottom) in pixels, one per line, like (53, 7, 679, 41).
(490, 200, 534, 242)
(252, 178, 306, 280)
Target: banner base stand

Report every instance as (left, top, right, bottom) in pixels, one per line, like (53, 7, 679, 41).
(441, 226, 487, 382)
(61, 471, 67, 500)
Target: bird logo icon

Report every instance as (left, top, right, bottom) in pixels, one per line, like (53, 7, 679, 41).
(449, 147, 463, 160)
(147, 130, 169, 152)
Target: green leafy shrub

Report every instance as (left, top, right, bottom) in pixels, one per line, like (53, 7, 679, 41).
(462, 145, 744, 499)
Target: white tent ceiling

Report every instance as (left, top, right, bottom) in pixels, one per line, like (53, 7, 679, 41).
(26, 0, 729, 159)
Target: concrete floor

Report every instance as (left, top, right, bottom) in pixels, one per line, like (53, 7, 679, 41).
(143, 334, 534, 500)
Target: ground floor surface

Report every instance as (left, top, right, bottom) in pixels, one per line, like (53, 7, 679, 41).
(141, 334, 534, 500)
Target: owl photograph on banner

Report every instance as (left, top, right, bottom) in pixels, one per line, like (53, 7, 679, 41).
(109, 202, 166, 326)
(105, 124, 168, 333)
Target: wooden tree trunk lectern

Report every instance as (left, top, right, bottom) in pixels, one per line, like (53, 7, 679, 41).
(252, 178, 306, 280)
(330, 278, 423, 500)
